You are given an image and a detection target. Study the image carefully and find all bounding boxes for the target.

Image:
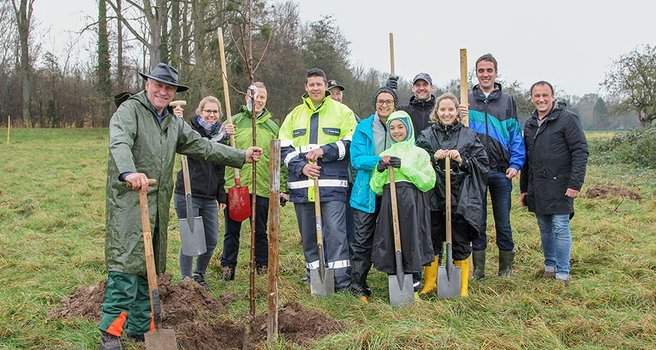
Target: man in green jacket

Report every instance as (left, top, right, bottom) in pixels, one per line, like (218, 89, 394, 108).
(100, 63, 261, 349)
(221, 82, 287, 280)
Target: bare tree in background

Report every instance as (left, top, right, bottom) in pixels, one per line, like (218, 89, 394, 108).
(98, 0, 112, 126)
(11, 0, 35, 127)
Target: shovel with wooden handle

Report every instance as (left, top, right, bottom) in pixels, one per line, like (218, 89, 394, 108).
(169, 100, 207, 257)
(179, 154, 207, 256)
(309, 170, 334, 296)
(387, 166, 415, 306)
(437, 157, 462, 298)
(138, 179, 178, 350)
(218, 27, 251, 222)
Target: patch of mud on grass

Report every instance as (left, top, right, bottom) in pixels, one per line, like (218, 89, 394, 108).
(585, 184, 641, 200)
(48, 274, 344, 349)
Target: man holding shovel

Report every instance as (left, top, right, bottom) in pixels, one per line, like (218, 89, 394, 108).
(220, 82, 287, 281)
(280, 68, 357, 294)
(100, 63, 261, 349)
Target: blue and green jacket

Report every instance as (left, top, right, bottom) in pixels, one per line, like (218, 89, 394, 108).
(468, 83, 525, 172)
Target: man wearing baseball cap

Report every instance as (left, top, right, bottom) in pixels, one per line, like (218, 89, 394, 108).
(327, 79, 346, 103)
(99, 63, 262, 349)
(387, 72, 436, 137)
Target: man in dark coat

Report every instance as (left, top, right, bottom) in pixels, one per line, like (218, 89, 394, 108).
(387, 72, 436, 137)
(520, 81, 588, 287)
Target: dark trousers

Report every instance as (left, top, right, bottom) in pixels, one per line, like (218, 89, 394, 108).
(350, 197, 381, 294)
(294, 201, 351, 289)
(472, 171, 514, 252)
(221, 195, 269, 268)
(99, 271, 151, 336)
(434, 211, 473, 261)
(345, 184, 355, 256)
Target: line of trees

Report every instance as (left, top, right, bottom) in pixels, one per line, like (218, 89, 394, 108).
(0, 0, 651, 129)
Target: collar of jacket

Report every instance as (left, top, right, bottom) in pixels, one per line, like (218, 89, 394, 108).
(435, 120, 463, 132)
(237, 105, 272, 124)
(302, 91, 331, 112)
(528, 106, 563, 126)
(472, 82, 503, 102)
(409, 95, 436, 108)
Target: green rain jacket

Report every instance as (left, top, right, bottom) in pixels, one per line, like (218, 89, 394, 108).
(370, 111, 436, 194)
(224, 105, 287, 196)
(106, 91, 246, 276)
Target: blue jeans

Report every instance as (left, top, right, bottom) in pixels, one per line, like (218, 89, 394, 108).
(221, 195, 270, 268)
(472, 171, 514, 252)
(174, 194, 219, 277)
(536, 214, 571, 280)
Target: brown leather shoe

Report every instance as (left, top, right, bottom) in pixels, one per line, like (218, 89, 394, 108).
(221, 266, 235, 281)
(542, 271, 556, 279)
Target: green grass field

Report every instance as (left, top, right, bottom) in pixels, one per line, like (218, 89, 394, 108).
(1, 128, 655, 349)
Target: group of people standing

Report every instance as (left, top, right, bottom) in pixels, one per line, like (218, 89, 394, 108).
(98, 53, 589, 348)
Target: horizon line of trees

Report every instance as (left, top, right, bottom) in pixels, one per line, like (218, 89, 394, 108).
(0, 0, 651, 130)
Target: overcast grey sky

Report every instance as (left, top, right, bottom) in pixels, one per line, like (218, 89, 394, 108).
(37, 0, 655, 97)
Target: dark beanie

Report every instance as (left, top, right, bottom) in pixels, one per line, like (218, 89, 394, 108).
(373, 86, 398, 107)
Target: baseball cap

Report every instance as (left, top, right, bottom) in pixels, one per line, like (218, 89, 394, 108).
(327, 79, 345, 91)
(412, 72, 433, 85)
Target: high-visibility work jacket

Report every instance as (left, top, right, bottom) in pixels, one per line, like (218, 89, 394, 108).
(280, 93, 357, 203)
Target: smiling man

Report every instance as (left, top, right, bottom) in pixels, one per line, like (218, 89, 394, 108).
(387, 72, 436, 137)
(100, 63, 261, 349)
(466, 54, 526, 280)
(520, 81, 588, 287)
(279, 68, 357, 294)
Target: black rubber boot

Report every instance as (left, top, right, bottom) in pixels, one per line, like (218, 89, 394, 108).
(99, 330, 122, 350)
(498, 250, 515, 277)
(472, 250, 486, 281)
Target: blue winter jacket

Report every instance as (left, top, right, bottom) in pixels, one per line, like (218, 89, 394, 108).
(350, 115, 384, 213)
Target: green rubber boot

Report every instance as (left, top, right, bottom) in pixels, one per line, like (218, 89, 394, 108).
(498, 250, 515, 277)
(472, 250, 486, 281)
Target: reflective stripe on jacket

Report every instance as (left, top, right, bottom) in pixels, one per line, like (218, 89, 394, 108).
(279, 93, 357, 203)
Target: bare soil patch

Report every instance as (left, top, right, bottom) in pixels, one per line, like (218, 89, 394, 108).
(585, 184, 641, 200)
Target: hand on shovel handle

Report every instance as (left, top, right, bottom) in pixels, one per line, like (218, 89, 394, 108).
(245, 146, 262, 163)
(125, 173, 157, 192)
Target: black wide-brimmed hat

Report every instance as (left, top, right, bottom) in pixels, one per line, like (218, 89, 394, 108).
(139, 63, 189, 92)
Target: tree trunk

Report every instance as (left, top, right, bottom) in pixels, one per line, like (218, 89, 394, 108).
(116, 0, 124, 89)
(98, 0, 112, 127)
(11, 0, 34, 127)
(170, 0, 180, 68)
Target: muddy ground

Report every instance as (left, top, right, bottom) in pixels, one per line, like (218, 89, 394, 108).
(48, 274, 344, 349)
(585, 184, 641, 200)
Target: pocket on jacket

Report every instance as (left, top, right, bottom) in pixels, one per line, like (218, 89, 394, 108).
(293, 128, 306, 137)
(322, 127, 341, 137)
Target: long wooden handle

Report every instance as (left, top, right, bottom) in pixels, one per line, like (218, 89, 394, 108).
(138, 179, 159, 324)
(445, 158, 452, 245)
(389, 33, 395, 76)
(460, 48, 469, 127)
(389, 167, 402, 253)
(181, 155, 192, 196)
(313, 176, 323, 246)
(6, 115, 10, 144)
(218, 27, 240, 180)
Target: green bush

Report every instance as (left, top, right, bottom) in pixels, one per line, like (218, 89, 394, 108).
(592, 123, 656, 168)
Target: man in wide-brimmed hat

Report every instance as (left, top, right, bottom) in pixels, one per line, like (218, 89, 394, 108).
(99, 63, 262, 349)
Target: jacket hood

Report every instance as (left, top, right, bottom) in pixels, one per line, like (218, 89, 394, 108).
(528, 105, 565, 125)
(408, 95, 436, 108)
(386, 110, 415, 143)
(301, 91, 331, 111)
(472, 82, 503, 101)
(237, 105, 272, 123)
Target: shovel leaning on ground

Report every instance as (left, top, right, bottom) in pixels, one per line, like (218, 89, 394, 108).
(309, 172, 335, 296)
(387, 166, 415, 306)
(437, 157, 462, 298)
(179, 154, 207, 256)
(138, 179, 178, 350)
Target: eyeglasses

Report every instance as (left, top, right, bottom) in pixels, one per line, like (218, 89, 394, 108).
(203, 109, 220, 115)
(376, 100, 394, 106)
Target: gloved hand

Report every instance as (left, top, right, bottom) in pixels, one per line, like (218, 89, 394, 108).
(377, 158, 389, 172)
(386, 75, 399, 90)
(388, 156, 401, 168)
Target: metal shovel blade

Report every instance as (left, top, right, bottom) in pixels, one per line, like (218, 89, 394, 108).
(388, 273, 414, 306)
(179, 216, 207, 256)
(309, 267, 335, 296)
(145, 328, 177, 350)
(228, 186, 251, 222)
(437, 265, 462, 298)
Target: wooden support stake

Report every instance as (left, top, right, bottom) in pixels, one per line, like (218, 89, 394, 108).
(266, 139, 281, 341)
(6, 115, 11, 144)
(389, 33, 395, 75)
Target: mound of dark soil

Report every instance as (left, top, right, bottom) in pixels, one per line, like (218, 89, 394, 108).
(48, 274, 344, 349)
(585, 184, 641, 200)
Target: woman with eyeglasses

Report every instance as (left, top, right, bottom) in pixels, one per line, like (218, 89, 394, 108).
(173, 96, 234, 288)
